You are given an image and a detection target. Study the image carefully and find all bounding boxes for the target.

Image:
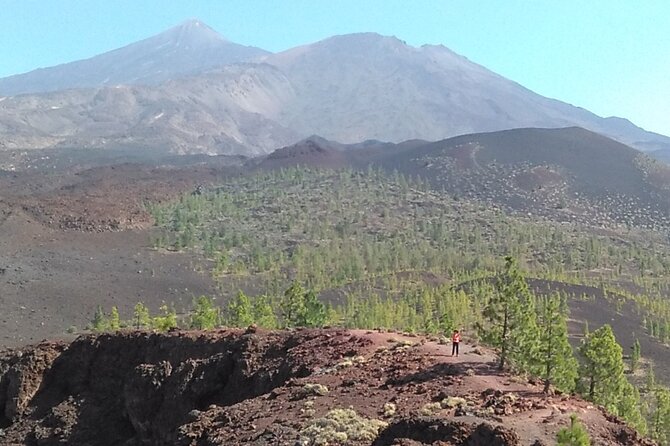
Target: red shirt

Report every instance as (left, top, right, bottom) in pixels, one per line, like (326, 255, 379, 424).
(452, 333, 461, 343)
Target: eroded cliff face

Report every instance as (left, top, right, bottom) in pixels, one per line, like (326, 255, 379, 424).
(0, 341, 66, 424)
(0, 329, 654, 446)
(0, 329, 320, 445)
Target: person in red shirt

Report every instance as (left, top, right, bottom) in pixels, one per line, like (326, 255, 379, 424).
(451, 329, 461, 357)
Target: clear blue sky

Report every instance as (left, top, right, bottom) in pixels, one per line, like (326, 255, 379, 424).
(2, 0, 669, 135)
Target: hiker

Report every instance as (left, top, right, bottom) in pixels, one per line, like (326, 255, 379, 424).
(451, 329, 461, 357)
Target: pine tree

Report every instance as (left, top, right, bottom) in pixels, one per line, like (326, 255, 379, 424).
(91, 305, 108, 332)
(630, 338, 641, 373)
(556, 414, 591, 445)
(578, 325, 645, 432)
(227, 291, 254, 327)
(647, 363, 656, 392)
(303, 289, 328, 328)
(579, 325, 622, 408)
(280, 281, 307, 328)
(537, 293, 578, 393)
(253, 295, 278, 329)
(439, 312, 455, 335)
(619, 384, 647, 435)
(481, 256, 540, 371)
(133, 302, 151, 330)
(190, 296, 218, 330)
(278, 281, 328, 328)
(511, 293, 542, 375)
(109, 306, 121, 330)
(651, 386, 670, 444)
(152, 304, 177, 331)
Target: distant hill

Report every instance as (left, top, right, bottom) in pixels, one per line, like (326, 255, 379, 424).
(0, 23, 668, 155)
(377, 127, 669, 197)
(257, 128, 670, 229)
(0, 19, 268, 95)
(252, 137, 349, 170)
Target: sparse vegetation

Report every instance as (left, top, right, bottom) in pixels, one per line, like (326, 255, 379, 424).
(77, 165, 670, 439)
(148, 167, 670, 291)
(152, 304, 177, 331)
(441, 396, 467, 408)
(419, 402, 443, 416)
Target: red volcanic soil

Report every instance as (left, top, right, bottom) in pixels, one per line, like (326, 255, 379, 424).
(0, 329, 653, 445)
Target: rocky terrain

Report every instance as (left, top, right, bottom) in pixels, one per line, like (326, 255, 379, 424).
(0, 156, 237, 346)
(1, 17, 669, 445)
(0, 130, 669, 444)
(0, 329, 654, 445)
(1, 128, 669, 355)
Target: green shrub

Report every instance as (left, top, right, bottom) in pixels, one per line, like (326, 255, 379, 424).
(556, 414, 591, 446)
(382, 402, 396, 417)
(299, 408, 387, 445)
(296, 383, 329, 399)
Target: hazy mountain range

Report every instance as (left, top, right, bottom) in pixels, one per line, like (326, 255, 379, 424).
(1, 19, 668, 156)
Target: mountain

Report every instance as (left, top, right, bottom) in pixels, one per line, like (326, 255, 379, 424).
(0, 19, 268, 96)
(0, 26, 669, 155)
(263, 33, 670, 152)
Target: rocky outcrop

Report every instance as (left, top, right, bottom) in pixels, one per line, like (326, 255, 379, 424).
(372, 417, 519, 446)
(0, 330, 322, 445)
(0, 341, 65, 423)
(0, 329, 656, 445)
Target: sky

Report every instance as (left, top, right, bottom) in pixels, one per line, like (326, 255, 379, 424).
(1, 0, 669, 136)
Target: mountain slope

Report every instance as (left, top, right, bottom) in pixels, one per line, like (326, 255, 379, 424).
(388, 127, 670, 228)
(379, 127, 668, 196)
(264, 33, 670, 152)
(0, 19, 268, 96)
(0, 63, 299, 155)
(256, 128, 670, 229)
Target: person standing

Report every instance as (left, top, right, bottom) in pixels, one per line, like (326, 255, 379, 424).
(451, 329, 461, 357)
